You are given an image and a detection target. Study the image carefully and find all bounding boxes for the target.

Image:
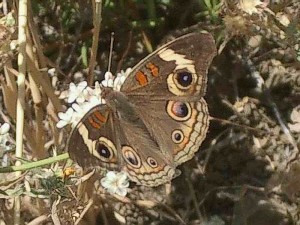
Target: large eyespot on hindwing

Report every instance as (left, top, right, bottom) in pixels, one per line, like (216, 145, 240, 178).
(91, 137, 117, 163)
(166, 101, 192, 121)
(122, 146, 142, 169)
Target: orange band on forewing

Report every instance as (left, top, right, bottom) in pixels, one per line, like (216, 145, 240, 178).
(135, 71, 148, 86)
(146, 63, 159, 77)
(93, 110, 107, 123)
(88, 117, 101, 129)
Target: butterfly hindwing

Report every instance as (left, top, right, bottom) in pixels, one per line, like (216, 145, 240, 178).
(67, 102, 176, 186)
(67, 105, 121, 170)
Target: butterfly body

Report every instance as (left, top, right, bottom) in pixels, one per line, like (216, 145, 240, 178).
(101, 87, 138, 121)
(67, 32, 216, 186)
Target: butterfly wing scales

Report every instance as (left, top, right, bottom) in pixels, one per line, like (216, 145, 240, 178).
(67, 103, 176, 187)
(121, 32, 216, 100)
(121, 32, 215, 166)
(134, 98, 209, 166)
(67, 105, 121, 171)
(115, 110, 176, 186)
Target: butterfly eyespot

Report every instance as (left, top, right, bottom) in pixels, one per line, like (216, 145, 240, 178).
(175, 72, 193, 88)
(166, 69, 197, 96)
(172, 102, 188, 117)
(147, 157, 158, 168)
(172, 129, 184, 144)
(91, 137, 116, 163)
(122, 146, 141, 169)
(166, 101, 192, 121)
(96, 143, 111, 158)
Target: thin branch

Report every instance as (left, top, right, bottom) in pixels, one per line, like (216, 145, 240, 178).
(74, 198, 94, 225)
(87, 0, 103, 86)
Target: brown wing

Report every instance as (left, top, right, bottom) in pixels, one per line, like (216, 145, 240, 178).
(121, 32, 216, 101)
(67, 104, 176, 187)
(67, 104, 122, 171)
(133, 98, 209, 166)
(115, 115, 176, 187)
(120, 32, 215, 165)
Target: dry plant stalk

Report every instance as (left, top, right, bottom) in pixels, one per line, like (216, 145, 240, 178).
(87, 0, 102, 86)
(15, 0, 28, 224)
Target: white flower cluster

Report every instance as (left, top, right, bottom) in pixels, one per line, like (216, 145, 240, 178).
(56, 68, 131, 129)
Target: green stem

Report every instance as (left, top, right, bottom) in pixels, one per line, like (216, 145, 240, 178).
(0, 153, 70, 173)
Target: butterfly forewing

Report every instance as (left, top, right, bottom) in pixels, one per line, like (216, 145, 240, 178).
(121, 32, 216, 100)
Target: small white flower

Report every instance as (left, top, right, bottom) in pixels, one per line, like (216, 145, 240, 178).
(114, 68, 131, 91)
(67, 81, 89, 104)
(0, 123, 10, 135)
(136, 41, 144, 54)
(101, 72, 114, 88)
(56, 108, 74, 128)
(87, 96, 103, 108)
(70, 103, 89, 126)
(93, 81, 102, 96)
(82, 101, 98, 114)
(85, 81, 103, 104)
(48, 68, 56, 77)
(118, 68, 132, 78)
(58, 90, 69, 101)
(101, 171, 129, 197)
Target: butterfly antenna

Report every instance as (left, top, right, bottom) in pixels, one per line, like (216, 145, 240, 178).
(107, 32, 115, 72)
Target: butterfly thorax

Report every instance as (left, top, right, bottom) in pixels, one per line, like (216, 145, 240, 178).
(101, 87, 140, 123)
